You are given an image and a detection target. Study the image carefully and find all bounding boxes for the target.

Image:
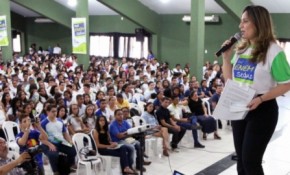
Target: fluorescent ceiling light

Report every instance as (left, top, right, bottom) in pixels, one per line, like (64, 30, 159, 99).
(34, 18, 54, 23)
(182, 15, 220, 23)
(160, 0, 170, 3)
(68, 0, 77, 7)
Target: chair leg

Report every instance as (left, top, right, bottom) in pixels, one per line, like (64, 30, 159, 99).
(76, 162, 80, 175)
(85, 164, 92, 175)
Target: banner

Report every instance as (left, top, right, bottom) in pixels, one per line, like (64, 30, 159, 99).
(72, 18, 87, 54)
(0, 15, 9, 46)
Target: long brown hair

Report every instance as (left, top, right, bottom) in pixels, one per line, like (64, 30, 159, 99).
(237, 5, 276, 64)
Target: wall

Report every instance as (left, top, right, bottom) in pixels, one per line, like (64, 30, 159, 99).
(25, 18, 72, 54)
(89, 15, 140, 33)
(159, 14, 239, 67)
(272, 14, 290, 39)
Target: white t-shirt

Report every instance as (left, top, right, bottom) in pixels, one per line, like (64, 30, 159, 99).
(231, 42, 290, 94)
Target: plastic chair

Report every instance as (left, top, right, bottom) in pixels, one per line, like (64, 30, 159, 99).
(90, 130, 121, 175)
(132, 116, 159, 156)
(202, 97, 212, 115)
(2, 121, 20, 153)
(137, 101, 146, 114)
(72, 133, 103, 175)
(129, 103, 141, 115)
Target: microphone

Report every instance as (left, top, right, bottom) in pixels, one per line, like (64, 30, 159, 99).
(215, 32, 241, 57)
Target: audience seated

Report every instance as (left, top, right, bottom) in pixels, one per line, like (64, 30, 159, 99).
(187, 91, 221, 140)
(141, 102, 170, 156)
(41, 105, 76, 175)
(92, 115, 137, 175)
(156, 97, 186, 151)
(0, 48, 225, 174)
(168, 96, 205, 148)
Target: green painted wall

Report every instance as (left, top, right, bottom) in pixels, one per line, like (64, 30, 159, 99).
(25, 18, 71, 54)
(160, 14, 239, 67)
(272, 14, 290, 39)
(90, 15, 140, 33)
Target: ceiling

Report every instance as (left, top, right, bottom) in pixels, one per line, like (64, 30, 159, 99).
(10, 0, 290, 18)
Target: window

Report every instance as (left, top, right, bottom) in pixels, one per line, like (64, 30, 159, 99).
(90, 33, 151, 59)
(119, 36, 149, 59)
(90, 35, 114, 57)
(12, 33, 21, 52)
(119, 36, 129, 57)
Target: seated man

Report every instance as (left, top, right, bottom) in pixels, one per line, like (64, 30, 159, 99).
(209, 85, 224, 128)
(109, 109, 150, 172)
(116, 93, 130, 109)
(156, 97, 186, 151)
(168, 96, 205, 148)
(16, 114, 49, 175)
(41, 105, 76, 175)
(0, 137, 31, 175)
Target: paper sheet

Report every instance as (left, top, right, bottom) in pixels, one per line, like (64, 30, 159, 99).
(212, 79, 256, 120)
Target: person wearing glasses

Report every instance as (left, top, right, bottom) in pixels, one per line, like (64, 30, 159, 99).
(222, 5, 290, 175)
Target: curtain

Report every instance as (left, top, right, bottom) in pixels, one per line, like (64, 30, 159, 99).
(90, 35, 114, 57)
(90, 32, 150, 59)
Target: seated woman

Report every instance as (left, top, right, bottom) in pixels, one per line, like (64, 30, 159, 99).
(67, 104, 90, 135)
(92, 115, 137, 175)
(187, 91, 221, 140)
(82, 104, 96, 130)
(141, 102, 170, 156)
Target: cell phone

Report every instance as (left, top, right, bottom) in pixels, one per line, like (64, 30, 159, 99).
(35, 117, 40, 123)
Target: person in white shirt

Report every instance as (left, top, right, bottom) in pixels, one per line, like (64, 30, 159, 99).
(144, 81, 156, 101)
(167, 96, 205, 148)
(53, 44, 61, 55)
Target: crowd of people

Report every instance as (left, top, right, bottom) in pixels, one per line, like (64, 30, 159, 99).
(0, 48, 225, 175)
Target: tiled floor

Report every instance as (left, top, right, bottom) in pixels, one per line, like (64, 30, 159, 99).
(45, 92, 290, 175)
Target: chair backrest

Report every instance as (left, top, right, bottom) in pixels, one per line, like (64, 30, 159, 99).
(72, 133, 95, 159)
(201, 98, 212, 116)
(132, 93, 145, 103)
(89, 130, 99, 153)
(2, 121, 20, 143)
(137, 101, 146, 114)
(132, 116, 147, 127)
(129, 103, 141, 114)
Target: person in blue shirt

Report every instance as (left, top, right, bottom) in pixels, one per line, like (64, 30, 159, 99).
(16, 114, 49, 175)
(41, 105, 76, 174)
(109, 109, 150, 172)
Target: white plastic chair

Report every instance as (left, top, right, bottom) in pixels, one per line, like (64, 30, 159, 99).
(129, 103, 141, 115)
(89, 130, 121, 175)
(202, 97, 212, 115)
(132, 116, 159, 156)
(137, 101, 146, 114)
(72, 133, 103, 175)
(2, 121, 20, 153)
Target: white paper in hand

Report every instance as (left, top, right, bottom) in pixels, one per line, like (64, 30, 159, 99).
(230, 103, 249, 113)
(213, 80, 256, 120)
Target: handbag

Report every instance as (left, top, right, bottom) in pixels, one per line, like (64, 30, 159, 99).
(79, 146, 97, 161)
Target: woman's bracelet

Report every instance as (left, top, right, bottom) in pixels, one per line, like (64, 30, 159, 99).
(258, 96, 263, 103)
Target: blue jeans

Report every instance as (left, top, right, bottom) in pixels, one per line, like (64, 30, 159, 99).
(42, 143, 76, 173)
(177, 116, 199, 144)
(98, 145, 134, 170)
(119, 140, 142, 168)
